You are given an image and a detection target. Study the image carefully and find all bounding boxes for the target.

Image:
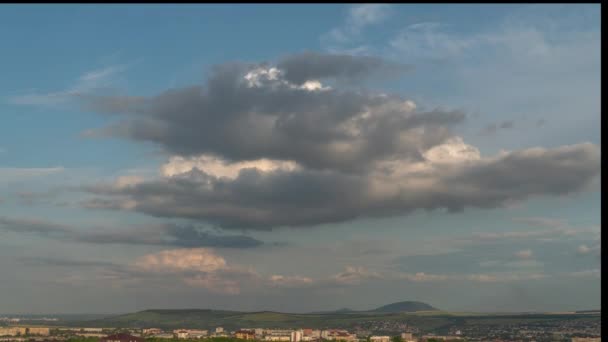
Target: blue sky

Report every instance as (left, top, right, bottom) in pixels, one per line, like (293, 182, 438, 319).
(0, 4, 601, 314)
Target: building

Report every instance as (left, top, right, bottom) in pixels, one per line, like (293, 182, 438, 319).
(100, 333, 145, 342)
(216, 327, 224, 333)
(401, 333, 414, 341)
(236, 330, 256, 340)
(174, 330, 189, 339)
(319, 330, 356, 342)
(370, 336, 391, 342)
(0, 328, 21, 337)
(401, 333, 416, 342)
(76, 333, 106, 338)
(142, 328, 162, 336)
(265, 336, 291, 342)
(264, 330, 292, 342)
(0, 327, 49, 337)
(187, 330, 208, 338)
(420, 336, 462, 341)
(291, 330, 303, 342)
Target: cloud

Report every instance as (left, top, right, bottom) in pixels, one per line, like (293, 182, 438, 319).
(0, 167, 65, 183)
(17, 52, 598, 230)
(321, 5, 392, 50)
(514, 249, 533, 260)
(41, 248, 257, 294)
(268, 275, 314, 288)
(480, 120, 515, 136)
(8, 65, 126, 107)
(0, 216, 71, 235)
(397, 272, 450, 282)
(329, 266, 382, 285)
(576, 244, 600, 256)
(577, 244, 591, 255)
(536, 118, 547, 127)
(133, 248, 227, 273)
(469, 225, 600, 245)
(81, 141, 600, 229)
(464, 273, 546, 283)
(13, 189, 66, 206)
(513, 217, 568, 229)
(0, 216, 265, 249)
(108, 248, 313, 294)
(326, 266, 548, 285)
(276, 51, 409, 85)
(566, 269, 600, 278)
(19, 256, 118, 268)
(81, 54, 459, 173)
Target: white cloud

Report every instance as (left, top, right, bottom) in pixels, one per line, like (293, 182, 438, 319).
(160, 155, 300, 179)
(465, 273, 546, 283)
(8, 65, 126, 107)
(329, 266, 382, 285)
(0, 167, 65, 183)
(268, 275, 314, 288)
(133, 248, 227, 273)
(514, 249, 533, 260)
(321, 4, 392, 50)
(577, 244, 591, 255)
(566, 269, 600, 278)
(577, 244, 600, 255)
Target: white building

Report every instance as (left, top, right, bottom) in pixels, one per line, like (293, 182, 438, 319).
(265, 336, 290, 341)
(290, 330, 303, 342)
(174, 330, 189, 339)
(370, 336, 391, 342)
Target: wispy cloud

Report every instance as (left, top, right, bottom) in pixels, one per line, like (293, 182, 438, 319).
(479, 120, 516, 136)
(0, 167, 64, 183)
(514, 249, 533, 260)
(321, 4, 392, 53)
(7, 64, 127, 107)
(0, 216, 265, 249)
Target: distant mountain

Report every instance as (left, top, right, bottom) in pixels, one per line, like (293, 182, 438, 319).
(372, 301, 438, 313)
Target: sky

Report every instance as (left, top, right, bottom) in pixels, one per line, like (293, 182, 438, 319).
(0, 4, 601, 315)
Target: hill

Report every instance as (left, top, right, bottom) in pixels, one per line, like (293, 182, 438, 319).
(50, 304, 599, 335)
(373, 301, 438, 313)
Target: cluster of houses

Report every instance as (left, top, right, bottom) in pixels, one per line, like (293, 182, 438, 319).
(138, 327, 418, 342)
(0, 326, 421, 342)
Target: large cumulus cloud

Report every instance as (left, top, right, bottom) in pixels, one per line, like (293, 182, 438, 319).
(81, 141, 600, 229)
(82, 53, 461, 173)
(78, 52, 601, 229)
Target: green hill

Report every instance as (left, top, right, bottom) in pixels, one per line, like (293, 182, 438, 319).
(54, 304, 600, 335)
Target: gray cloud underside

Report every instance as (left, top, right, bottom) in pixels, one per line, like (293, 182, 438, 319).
(0, 216, 263, 248)
(83, 143, 600, 229)
(81, 53, 462, 172)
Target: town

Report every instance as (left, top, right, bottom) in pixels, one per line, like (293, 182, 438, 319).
(0, 319, 601, 342)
